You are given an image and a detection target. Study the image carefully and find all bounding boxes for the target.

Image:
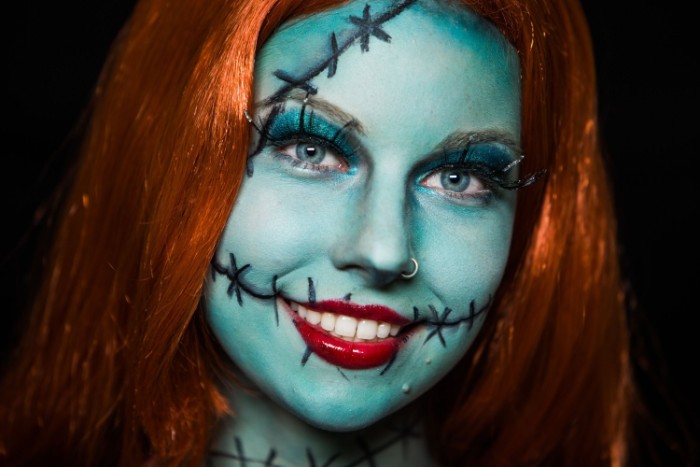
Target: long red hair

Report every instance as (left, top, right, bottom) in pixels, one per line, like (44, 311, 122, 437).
(0, 0, 630, 465)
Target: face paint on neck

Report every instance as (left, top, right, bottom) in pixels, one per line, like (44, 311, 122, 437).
(204, 0, 522, 431)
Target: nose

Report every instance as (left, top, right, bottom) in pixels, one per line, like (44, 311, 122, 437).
(331, 179, 413, 287)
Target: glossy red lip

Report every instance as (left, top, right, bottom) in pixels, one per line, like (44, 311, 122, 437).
(282, 299, 410, 369)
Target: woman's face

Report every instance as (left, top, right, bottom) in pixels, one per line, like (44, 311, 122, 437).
(204, 0, 520, 430)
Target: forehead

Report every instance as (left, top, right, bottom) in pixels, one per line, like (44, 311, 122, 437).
(253, 0, 521, 150)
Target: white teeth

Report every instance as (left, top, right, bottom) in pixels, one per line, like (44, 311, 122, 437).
(376, 322, 391, 339)
(335, 316, 357, 337)
(357, 319, 378, 340)
(289, 300, 403, 341)
(321, 312, 336, 331)
(306, 309, 321, 325)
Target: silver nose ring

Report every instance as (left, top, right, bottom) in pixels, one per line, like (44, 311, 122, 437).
(401, 258, 419, 279)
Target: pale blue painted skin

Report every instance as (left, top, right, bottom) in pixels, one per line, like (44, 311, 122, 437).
(204, 0, 520, 463)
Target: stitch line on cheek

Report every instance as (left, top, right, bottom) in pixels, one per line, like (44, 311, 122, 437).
(419, 295, 493, 348)
(308, 278, 317, 304)
(210, 253, 277, 306)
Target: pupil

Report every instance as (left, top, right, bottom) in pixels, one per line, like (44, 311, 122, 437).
(296, 143, 325, 163)
(441, 170, 470, 192)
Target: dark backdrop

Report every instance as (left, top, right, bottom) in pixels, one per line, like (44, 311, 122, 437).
(3, 1, 697, 464)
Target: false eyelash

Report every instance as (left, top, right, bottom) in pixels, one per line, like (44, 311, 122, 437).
(443, 161, 546, 191)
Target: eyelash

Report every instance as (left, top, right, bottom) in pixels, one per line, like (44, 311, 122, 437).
(270, 137, 351, 173)
(420, 163, 502, 202)
(255, 107, 528, 204)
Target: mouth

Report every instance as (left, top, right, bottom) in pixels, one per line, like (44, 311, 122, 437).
(279, 297, 412, 370)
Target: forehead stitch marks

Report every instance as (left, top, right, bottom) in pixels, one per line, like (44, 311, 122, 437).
(265, 0, 417, 104)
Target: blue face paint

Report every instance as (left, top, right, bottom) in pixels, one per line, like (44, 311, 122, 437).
(204, 0, 521, 432)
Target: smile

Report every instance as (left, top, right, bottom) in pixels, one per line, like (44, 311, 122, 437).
(278, 297, 412, 369)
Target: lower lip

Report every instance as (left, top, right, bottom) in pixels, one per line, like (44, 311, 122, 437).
(287, 308, 401, 370)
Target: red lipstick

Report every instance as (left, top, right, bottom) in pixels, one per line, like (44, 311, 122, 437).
(282, 299, 410, 369)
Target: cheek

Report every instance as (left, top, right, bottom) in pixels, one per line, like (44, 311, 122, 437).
(218, 177, 318, 269)
(216, 169, 357, 277)
(415, 200, 515, 303)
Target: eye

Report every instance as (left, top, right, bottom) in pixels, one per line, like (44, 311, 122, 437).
(420, 167, 491, 198)
(278, 141, 350, 173)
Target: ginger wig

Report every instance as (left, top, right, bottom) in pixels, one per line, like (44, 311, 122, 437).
(0, 0, 629, 465)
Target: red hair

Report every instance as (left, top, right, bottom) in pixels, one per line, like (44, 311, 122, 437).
(0, 0, 630, 465)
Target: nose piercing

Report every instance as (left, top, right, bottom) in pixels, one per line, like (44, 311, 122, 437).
(401, 258, 419, 279)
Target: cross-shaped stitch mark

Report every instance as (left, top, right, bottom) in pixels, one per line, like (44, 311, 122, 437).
(422, 296, 492, 348)
(211, 253, 277, 306)
(266, 0, 417, 103)
(349, 4, 392, 52)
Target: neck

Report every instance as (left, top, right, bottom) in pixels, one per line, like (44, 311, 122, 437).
(207, 385, 436, 467)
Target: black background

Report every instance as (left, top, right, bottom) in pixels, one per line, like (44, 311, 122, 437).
(3, 2, 698, 464)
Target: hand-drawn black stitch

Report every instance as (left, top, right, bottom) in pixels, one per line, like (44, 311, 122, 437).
(379, 351, 397, 376)
(209, 446, 284, 467)
(421, 295, 492, 348)
(236, 437, 247, 467)
(343, 293, 352, 301)
(209, 418, 421, 467)
(264, 449, 278, 467)
(337, 367, 350, 381)
(355, 438, 377, 467)
(341, 417, 421, 467)
(272, 275, 279, 326)
(246, 103, 285, 176)
(211, 253, 277, 306)
(308, 278, 317, 304)
(328, 33, 339, 77)
(266, 0, 417, 103)
(349, 4, 392, 53)
(301, 346, 313, 367)
(274, 69, 319, 96)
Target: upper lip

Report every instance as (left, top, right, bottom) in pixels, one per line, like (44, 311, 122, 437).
(291, 299, 411, 326)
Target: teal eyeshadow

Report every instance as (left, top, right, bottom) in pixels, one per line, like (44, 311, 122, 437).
(420, 145, 516, 174)
(265, 108, 358, 161)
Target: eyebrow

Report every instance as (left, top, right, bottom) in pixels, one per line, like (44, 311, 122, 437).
(434, 130, 522, 158)
(257, 89, 366, 135)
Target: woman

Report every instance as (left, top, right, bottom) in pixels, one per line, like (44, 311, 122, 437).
(0, 0, 630, 465)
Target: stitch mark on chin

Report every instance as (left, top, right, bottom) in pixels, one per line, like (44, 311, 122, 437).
(301, 346, 313, 367)
(337, 367, 350, 381)
(379, 352, 397, 376)
(421, 295, 492, 348)
(210, 253, 277, 306)
(266, 0, 417, 103)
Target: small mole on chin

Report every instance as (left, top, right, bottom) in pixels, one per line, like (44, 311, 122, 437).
(401, 383, 411, 394)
